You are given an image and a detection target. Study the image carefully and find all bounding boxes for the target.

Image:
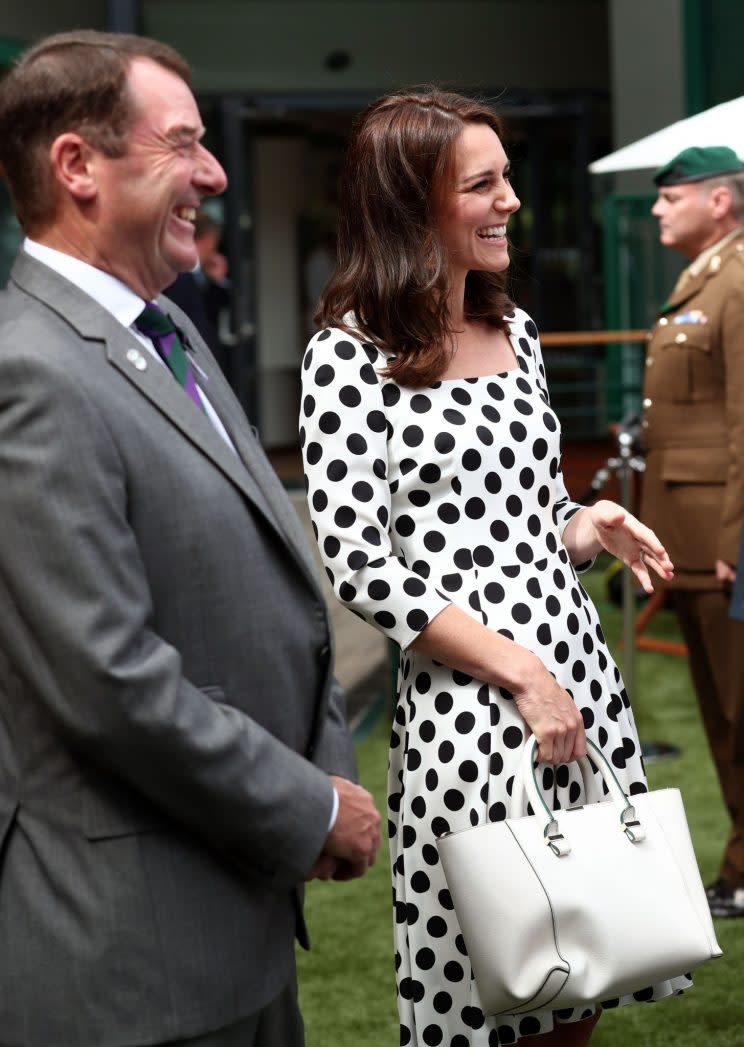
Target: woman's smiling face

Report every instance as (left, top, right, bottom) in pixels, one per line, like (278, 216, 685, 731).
(436, 121, 520, 280)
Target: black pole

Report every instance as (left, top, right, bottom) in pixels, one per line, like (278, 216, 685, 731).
(526, 119, 546, 328)
(573, 100, 594, 329)
(106, 0, 142, 33)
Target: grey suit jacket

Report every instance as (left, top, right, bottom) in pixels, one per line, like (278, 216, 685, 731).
(0, 252, 356, 1047)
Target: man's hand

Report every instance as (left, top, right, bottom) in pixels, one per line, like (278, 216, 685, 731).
(305, 856, 369, 882)
(323, 775, 381, 870)
(305, 854, 339, 881)
(203, 251, 228, 284)
(716, 558, 736, 585)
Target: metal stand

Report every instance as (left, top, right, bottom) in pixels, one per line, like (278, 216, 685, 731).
(580, 430, 645, 697)
(580, 425, 680, 763)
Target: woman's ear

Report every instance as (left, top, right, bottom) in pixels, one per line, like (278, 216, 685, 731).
(48, 133, 98, 203)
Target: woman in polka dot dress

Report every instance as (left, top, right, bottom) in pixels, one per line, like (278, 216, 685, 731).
(300, 90, 687, 1046)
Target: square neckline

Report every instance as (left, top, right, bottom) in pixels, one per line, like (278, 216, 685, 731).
(430, 325, 523, 385)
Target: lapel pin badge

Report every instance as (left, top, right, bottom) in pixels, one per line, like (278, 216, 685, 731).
(126, 348, 148, 371)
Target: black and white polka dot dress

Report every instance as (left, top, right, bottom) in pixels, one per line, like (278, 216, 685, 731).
(300, 309, 690, 1046)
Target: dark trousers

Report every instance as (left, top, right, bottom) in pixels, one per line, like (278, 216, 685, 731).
(162, 978, 305, 1047)
(672, 589, 744, 887)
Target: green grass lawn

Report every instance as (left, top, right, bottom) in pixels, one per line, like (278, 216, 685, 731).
(297, 558, 743, 1046)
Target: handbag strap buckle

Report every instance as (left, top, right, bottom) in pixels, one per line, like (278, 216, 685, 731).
(622, 818, 646, 843)
(545, 821, 572, 857)
(620, 805, 646, 843)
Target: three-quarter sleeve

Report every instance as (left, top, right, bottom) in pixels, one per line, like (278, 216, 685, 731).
(300, 328, 450, 650)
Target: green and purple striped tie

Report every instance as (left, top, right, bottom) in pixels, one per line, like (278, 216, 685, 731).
(135, 302, 204, 411)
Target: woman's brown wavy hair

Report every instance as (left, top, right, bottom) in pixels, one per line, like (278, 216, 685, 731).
(316, 89, 514, 387)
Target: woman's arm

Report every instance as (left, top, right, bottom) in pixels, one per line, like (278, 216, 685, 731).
(410, 603, 586, 765)
(300, 328, 450, 651)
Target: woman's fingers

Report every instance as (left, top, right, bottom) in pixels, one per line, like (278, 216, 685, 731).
(599, 520, 674, 588)
(514, 671, 586, 765)
(536, 723, 588, 765)
(645, 548, 674, 578)
(589, 503, 675, 597)
(630, 551, 655, 594)
(537, 727, 579, 766)
(567, 728, 587, 762)
(625, 543, 674, 594)
(632, 531, 673, 573)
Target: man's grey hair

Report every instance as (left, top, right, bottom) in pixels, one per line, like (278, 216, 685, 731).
(703, 171, 744, 223)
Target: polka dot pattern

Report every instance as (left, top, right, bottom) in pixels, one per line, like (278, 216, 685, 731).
(300, 309, 691, 1044)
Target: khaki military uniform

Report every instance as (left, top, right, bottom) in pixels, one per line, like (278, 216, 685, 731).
(641, 227, 744, 888)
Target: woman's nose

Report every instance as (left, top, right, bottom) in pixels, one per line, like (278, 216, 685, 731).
(498, 185, 520, 215)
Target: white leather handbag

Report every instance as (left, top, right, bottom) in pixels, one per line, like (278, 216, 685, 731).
(436, 736, 722, 1016)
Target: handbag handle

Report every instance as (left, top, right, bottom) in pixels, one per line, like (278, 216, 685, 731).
(520, 736, 645, 856)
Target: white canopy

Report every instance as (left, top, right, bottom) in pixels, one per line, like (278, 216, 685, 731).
(589, 95, 744, 174)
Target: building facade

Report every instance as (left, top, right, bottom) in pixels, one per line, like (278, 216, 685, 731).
(1, 0, 741, 443)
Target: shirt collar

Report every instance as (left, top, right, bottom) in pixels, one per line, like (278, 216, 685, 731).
(23, 238, 146, 330)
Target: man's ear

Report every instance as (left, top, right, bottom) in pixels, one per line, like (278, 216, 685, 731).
(48, 133, 98, 203)
(709, 184, 733, 221)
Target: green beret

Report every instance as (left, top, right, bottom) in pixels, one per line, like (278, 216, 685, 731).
(653, 145, 744, 186)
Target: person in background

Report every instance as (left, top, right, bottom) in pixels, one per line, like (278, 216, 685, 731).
(165, 208, 232, 372)
(303, 229, 337, 340)
(0, 29, 379, 1047)
(300, 88, 683, 1047)
(642, 144, 744, 920)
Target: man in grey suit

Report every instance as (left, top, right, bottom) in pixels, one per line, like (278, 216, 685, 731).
(0, 29, 380, 1047)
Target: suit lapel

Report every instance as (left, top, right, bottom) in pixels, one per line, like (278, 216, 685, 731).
(11, 253, 320, 590)
(164, 314, 320, 582)
(106, 324, 279, 516)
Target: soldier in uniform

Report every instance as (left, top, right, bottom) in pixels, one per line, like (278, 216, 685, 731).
(642, 145, 744, 918)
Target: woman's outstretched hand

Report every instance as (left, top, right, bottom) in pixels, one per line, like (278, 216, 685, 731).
(512, 654, 587, 764)
(569, 499, 674, 594)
